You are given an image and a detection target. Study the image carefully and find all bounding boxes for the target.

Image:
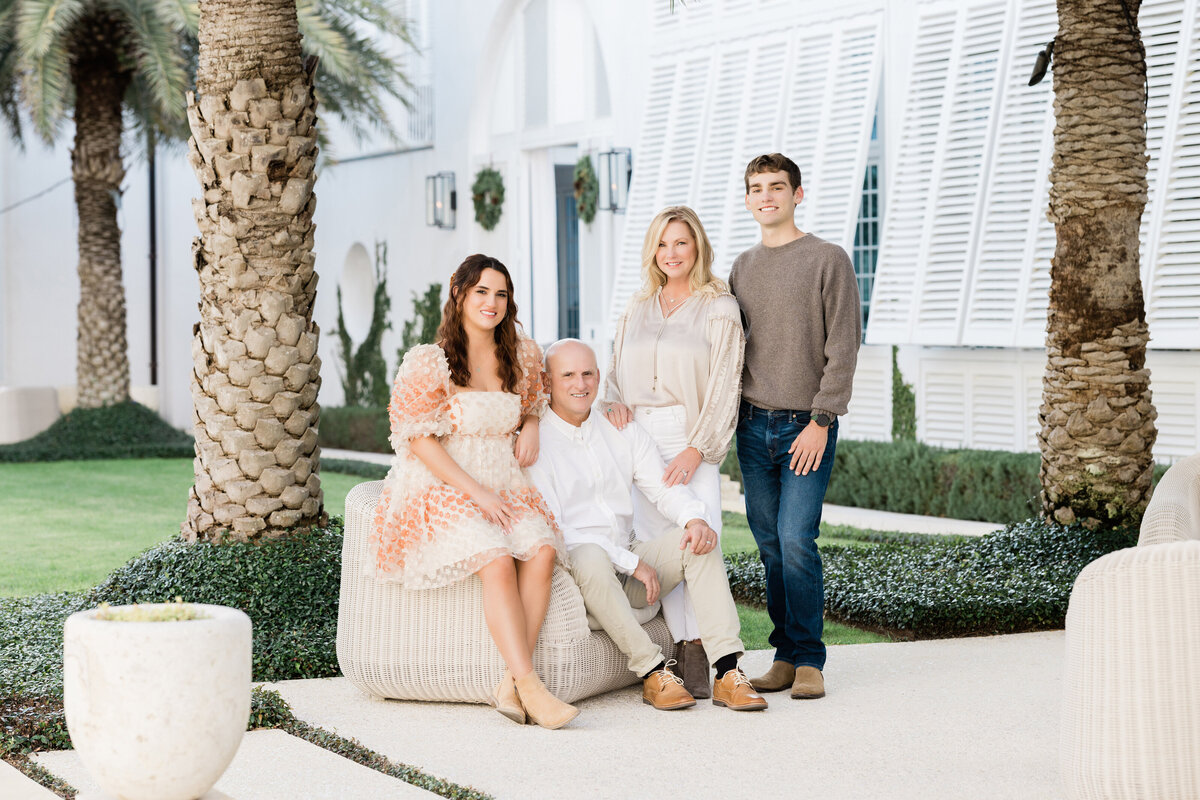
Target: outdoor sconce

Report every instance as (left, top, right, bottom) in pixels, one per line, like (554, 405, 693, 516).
(425, 171, 457, 229)
(598, 148, 632, 213)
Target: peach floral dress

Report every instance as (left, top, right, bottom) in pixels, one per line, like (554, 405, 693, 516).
(368, 339, 564, 588)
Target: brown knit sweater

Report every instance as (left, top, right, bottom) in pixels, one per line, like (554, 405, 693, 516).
(728, 233, 861, 416)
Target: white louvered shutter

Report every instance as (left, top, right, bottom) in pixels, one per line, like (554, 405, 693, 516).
(867, 6, 959, 343)
(1147, 352, 1200, 461)
(914, 1, 1009, 344)
(609, 7, 882, 332)
(919, 365, 968, 447)
(840, 344, 891, 442)
(609, 62, 677, 325)
(808, 23, 883, 249)
(1144, 0, 1200, 349)
(963, 0, 1056, 347)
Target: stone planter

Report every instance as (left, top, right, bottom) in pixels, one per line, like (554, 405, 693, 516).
(63, 604, 252, 800)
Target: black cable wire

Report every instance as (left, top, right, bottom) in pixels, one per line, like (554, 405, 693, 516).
(0, 176, 71, 216)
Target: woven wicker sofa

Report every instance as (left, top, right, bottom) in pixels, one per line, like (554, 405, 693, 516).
(1060, 454, 1200, 798)
(336, 481, 673, 704)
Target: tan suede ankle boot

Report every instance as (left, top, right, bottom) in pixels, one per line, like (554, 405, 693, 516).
(489, 669, 526, 724)
(514, 673, 579, 729)
(750, 660, 796, 693)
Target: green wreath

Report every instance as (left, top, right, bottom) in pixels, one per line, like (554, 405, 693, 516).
(573, 155, 599, 224)
(472, 167, 505, 231)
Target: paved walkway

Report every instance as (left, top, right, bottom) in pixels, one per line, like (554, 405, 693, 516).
(23, 633, 1066, 799)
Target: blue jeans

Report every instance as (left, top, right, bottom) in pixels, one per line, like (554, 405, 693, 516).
(736, 401, 838, 671)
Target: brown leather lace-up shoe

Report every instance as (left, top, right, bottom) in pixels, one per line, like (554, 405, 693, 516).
(642, 661, 696, 710)
(791, 666, 825, 699)
(712, 668, 768, 711)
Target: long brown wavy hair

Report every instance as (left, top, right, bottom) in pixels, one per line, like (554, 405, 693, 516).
(436, 254, 523, 393)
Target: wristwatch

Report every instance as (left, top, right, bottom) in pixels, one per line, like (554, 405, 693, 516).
(812, 411, 834, 428)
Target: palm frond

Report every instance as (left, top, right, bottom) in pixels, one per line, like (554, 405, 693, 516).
(15, 0, 86, 58)
(20, 36, 71, 140)
(151, 0, 197, 36)
(0, 40, 25, 144)
(110, 0, 190, 125)
(295, 0, 357, 85)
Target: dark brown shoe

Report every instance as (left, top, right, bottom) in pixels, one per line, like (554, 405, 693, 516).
(750, 660, 795, 693)
(791, 666, 825, 699)
(642, 661, 696, 710)
(712, 668, 768, 711)
(678, 640, 711, 699)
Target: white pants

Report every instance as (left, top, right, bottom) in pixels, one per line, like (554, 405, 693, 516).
(632, 405, 723, 642)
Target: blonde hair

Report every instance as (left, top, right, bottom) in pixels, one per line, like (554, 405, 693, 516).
(636, 206, 728, 300)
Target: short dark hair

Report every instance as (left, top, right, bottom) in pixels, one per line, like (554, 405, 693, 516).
(744, 153, 802, 194)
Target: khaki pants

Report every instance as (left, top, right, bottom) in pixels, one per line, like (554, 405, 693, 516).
(567, 532, 744, 677)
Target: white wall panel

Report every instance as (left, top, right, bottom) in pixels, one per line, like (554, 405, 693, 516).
(840, 343, 892, 442)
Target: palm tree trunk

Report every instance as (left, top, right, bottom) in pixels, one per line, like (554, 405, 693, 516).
(71, 44, 131, 409)
(1040, 0, 1157, 528)
(184, 0, 323, 541)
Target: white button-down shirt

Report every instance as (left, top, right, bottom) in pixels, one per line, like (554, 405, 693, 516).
(528, 407, 711, 575)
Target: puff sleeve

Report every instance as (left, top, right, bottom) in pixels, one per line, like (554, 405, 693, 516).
(686, 295, 745, 463)
(517, 337, 548, 419)
(387, 344, 452, 450)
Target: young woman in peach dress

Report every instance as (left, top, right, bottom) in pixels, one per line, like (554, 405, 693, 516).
(369, 254, 576, 729)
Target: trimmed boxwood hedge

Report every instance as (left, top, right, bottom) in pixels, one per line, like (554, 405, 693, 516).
(726, 517, 1136, 638)
(725, 438, 1169, 525)
(320, 405, 390, 453)
(0, 401, 193, 462)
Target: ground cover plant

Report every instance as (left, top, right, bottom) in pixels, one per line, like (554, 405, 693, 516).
(727, 518, 1136, 638)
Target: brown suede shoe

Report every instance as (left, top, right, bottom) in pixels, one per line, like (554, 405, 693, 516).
(750, 660, 795, 693)
(642, 662, 696, 710)
(712, 668, 768, 711)
(791, 666, 826, 699)
(678, 640, 711, 699)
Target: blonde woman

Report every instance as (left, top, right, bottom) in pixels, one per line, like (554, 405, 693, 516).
(602, 206, 745, 698)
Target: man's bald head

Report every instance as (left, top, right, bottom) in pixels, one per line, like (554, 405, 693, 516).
(543, 339, 600, 426)
(544, 338, 597, 373)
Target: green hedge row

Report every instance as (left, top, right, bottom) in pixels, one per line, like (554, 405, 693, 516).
(320, 406, 390, 453)
(724, 438, 1168, 525)
(0, 402, 193, 463)
(725, 518, 1136, 638)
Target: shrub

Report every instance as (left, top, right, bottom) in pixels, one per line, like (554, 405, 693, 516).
(725, 518, 1136, 638)
(0, 401, 192, 462)
(320, 405, 390, 453)
(89, 522, 345, 682)
(826, 440, 1042, 523)
(891, 345, 916, 442)
(322, 457, 389, 480)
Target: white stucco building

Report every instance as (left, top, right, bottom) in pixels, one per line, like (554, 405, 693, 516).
(2, 0, 1198, 459)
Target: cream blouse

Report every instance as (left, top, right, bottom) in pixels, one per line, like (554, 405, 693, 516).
(605, 291, 745, 464)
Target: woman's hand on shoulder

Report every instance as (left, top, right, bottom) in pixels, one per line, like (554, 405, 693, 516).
(601, 402, 632, 429)
(514, 418, 540, 467)
(663, 446, 703, 487)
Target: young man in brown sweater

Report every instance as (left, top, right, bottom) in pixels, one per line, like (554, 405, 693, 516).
(728, 153, 861, 699)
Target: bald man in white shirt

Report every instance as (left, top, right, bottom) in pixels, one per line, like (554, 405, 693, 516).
(526, 339, 766, 712)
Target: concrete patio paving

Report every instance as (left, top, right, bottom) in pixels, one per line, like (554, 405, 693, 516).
(23, 631, 1065, 798)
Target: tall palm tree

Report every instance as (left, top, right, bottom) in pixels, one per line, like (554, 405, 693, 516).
(0, 0, 409, 411)
(1, 0, 191, 408)
(1039, 0, 1157, 528)
(185, 0, 368, 540)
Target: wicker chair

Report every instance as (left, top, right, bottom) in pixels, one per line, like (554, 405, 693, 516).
(336, 481, 673, 704)
(1061, 454, 1200, 799)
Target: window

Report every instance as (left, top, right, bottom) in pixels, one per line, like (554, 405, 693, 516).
(853, 127, 882, 337)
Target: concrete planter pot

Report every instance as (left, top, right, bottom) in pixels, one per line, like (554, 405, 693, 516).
(63, 603, 252, 800)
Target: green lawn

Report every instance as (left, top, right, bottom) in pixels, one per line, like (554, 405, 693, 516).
(0, 459, 892, 646)
(0, 459, 362, 596)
